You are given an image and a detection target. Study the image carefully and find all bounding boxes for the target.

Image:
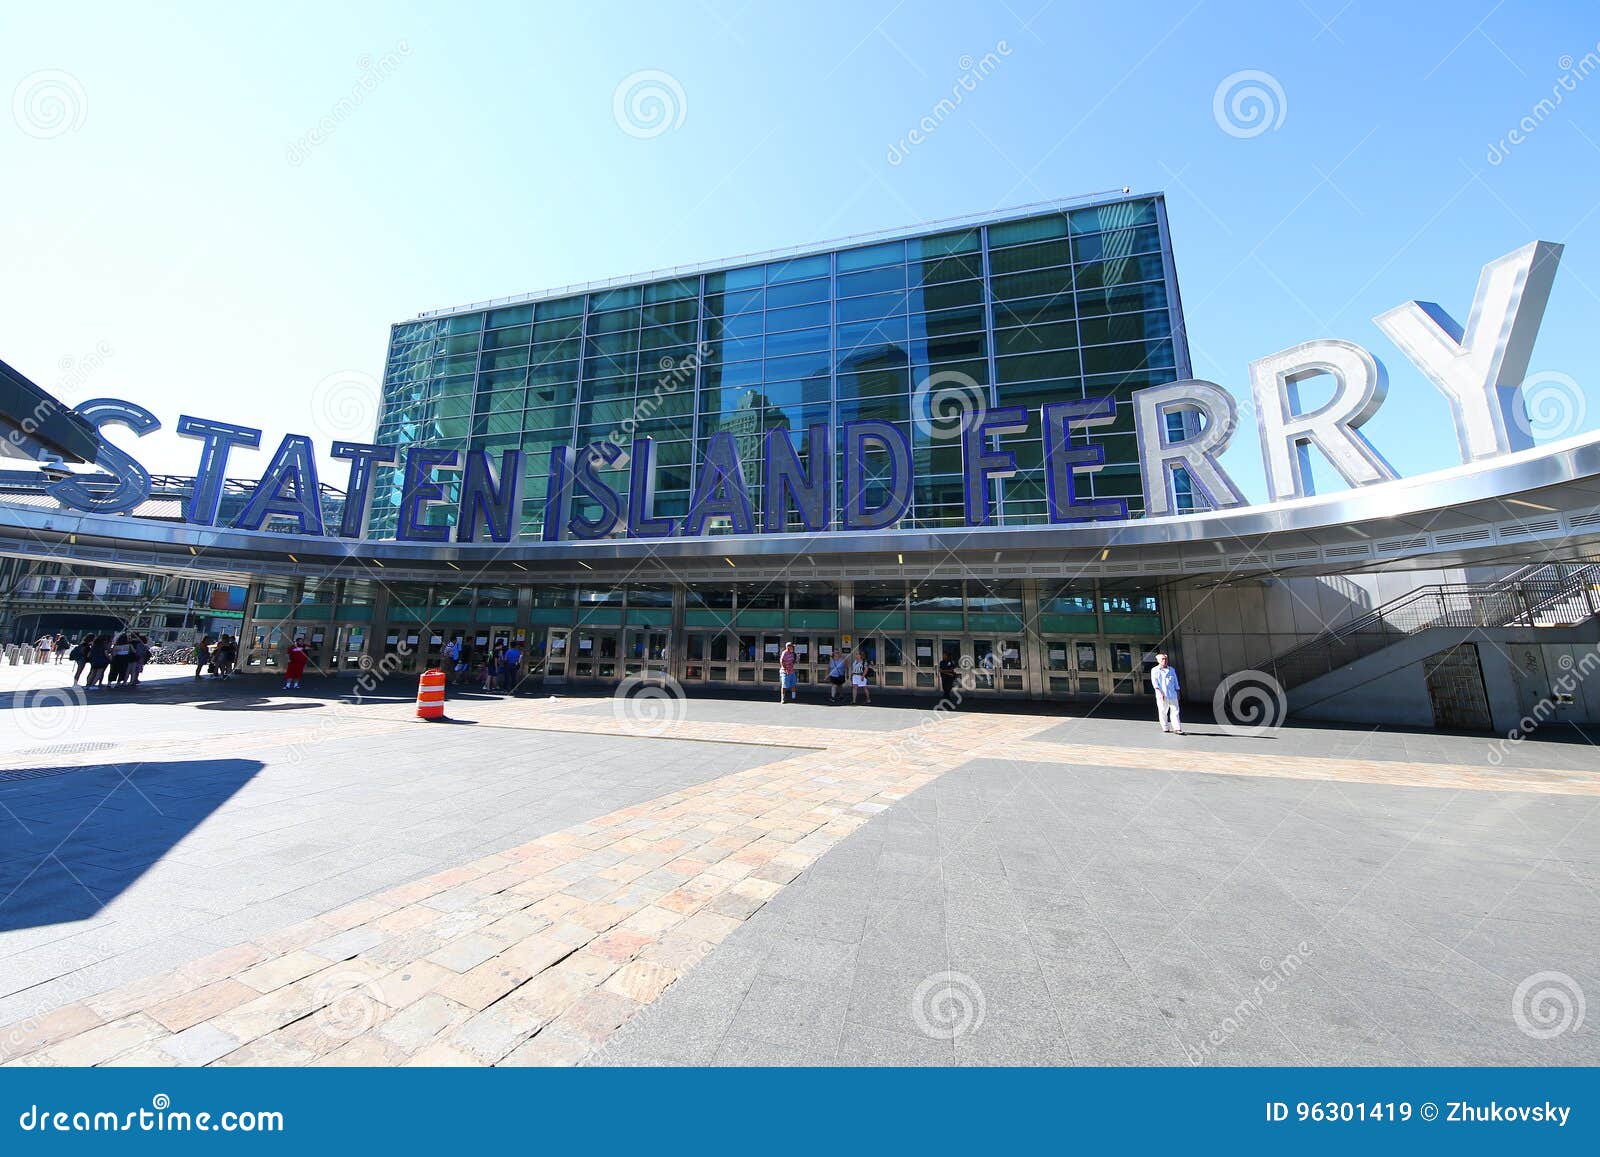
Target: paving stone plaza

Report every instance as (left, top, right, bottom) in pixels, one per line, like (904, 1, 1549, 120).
(0, 662, 1595, 1068)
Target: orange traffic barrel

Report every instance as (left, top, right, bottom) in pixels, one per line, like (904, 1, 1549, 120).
(416, 667, 446, 720)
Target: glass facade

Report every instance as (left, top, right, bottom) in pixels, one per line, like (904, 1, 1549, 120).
(367, 194, 1188, 539)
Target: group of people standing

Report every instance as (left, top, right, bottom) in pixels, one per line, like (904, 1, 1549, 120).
(32, 633, 66, 663)
(442, 637, 523, 693)
(192, 634, 239, 680)
(64, 632, 152, 689)
(775, 644, 879, 705)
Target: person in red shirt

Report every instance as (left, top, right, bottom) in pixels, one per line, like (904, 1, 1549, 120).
(284, 636, 310, 690)
(778, 641, 798, 704)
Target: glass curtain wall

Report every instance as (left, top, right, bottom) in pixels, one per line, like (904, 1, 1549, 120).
(368, 196, 1182, 539)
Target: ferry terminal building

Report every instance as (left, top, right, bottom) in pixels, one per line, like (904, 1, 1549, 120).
(3, 192, 1599, 735)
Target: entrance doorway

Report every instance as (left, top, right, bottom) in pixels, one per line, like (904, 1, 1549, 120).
(1041, 636, 1160, 700)
(901, 635, 1028, 697)
(623, 628, 670, 679)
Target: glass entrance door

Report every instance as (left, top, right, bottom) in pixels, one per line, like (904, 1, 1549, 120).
(332, 625, 367, 672)
(907, 635, 1027, 696)
(545, 628, 571, 681)
(857, 635, 908, 690)
(571, 627, 621, 681)
(1042, 636, 1160, 699)
(683, 630, 735, 684)
(624, 629, 670, 678)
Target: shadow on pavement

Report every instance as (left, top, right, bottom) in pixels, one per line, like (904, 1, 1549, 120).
(0, 757, 265, 932)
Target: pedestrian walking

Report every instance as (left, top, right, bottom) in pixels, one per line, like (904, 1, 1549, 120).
(482, 644, 503, 692)
(850, 648, 872, 705)
(778, 641, 799, 704)
(826, 651, 848, 702)
(52, 633, 65, 663)
(195, 634, 213, 680)
(442, 637, 461, 684)
(214, 635, 235, 679)
(128, 635, 149, 686)
(938, 653, 959, 706)
(34, 633, 53, 663)
(500, 639, 522, 693)
(107, 633, 131, 686)
(69, 636, 90, 684)
(284, 635, 309, 689)
(1151, 652, 1183, 734)
(85, 634, 110, 688)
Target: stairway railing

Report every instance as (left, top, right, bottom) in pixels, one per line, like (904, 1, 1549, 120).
(1253, 559, 1600, 691)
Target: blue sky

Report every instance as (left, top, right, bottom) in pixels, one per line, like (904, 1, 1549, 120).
(2, 0, 1597, 501)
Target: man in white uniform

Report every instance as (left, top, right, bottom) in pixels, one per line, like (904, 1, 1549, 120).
(1151, 652, 1182, 734)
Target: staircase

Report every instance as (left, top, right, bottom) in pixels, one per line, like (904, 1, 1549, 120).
(1253, 558, 1600, 692)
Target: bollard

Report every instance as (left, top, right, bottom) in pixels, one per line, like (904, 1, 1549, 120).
(415, 667, 446, 721)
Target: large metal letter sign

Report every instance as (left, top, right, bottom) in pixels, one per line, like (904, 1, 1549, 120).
(1042, 396, 1127, 523)
(1249, 339, 1398, 502)
(626, 438, 677, 539)
(1373, 240, 1563, 463)
(961, 406, 1029, 527)
(456, 448, 523, 543)
(176, 415, 262, 526)
(684, 431, 754, 536)
(397, 446, 460, 543)
(46, 398, 159, 514)
(1133, 380, 1247, 516)
(330, 441, 397, 539)
(762, 424, 832, 533)
(235, 433, 324, 535)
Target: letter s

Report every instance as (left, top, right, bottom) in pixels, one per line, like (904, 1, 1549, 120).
(47, 397, 158, 514)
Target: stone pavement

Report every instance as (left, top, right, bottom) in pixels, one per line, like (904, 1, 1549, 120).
(0, 664, 1596, 1066)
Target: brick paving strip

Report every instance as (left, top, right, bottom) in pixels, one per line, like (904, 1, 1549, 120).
(3, 695, 1594, 1068)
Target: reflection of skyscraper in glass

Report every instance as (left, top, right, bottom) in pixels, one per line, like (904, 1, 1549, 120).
(715, 389, 768, 474)
(704, 389, 789, 532)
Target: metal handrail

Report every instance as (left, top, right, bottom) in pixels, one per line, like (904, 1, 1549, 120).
(1256, 559, 1600, 690)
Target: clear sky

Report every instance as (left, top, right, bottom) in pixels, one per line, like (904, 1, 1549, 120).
(2, 0, 1597, 502)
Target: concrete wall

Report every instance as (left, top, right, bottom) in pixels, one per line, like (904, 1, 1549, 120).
(1286, 625, 1600, 731)
(1168, 567, 1467, 698)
